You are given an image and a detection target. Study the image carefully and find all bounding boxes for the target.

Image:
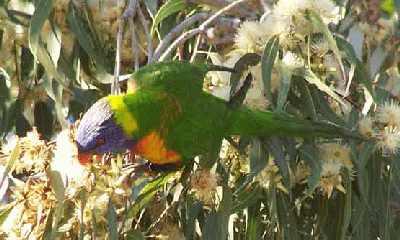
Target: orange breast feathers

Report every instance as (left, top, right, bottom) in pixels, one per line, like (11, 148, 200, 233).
(133, 131, 181, 164)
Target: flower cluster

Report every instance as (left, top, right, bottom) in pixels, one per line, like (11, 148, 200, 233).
(0, 128, 52, 174)
(234, 0, 339, 53)
(254, 158, 288, 193)
(318, 143, 353, 198)
(295, 142, 353, 198)
(1, 176, 57, 239)
(359, 101, 400, 155)
(190, 169, 220, 205)
(208, 0, 341, 110)
(0, 128, 135, 239)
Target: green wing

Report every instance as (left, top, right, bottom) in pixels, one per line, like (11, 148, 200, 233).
(132, 61, 206, 95)
(131, 61, 234, 98)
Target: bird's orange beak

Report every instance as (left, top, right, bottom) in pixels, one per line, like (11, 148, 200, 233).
(78, 152, 93, 165)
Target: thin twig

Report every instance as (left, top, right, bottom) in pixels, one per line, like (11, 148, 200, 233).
(112, 21, 123, 95)
(123, 0, 139, 19)
(112, 0, 139, 94)
(152, 12, 210, 62)
(129, 18, 140, 71)
(137, 5, 153, 64)
(159, 0, 247, 61)
(186, 0, 257, 18)
(190, 34, 202, 62)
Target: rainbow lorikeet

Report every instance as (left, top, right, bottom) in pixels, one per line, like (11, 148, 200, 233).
(76, 61, 354, 166)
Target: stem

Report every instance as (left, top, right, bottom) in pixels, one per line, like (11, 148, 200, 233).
(152, 13, 210, 62)
(159, 0, 247, 61)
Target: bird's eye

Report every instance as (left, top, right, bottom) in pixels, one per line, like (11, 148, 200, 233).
(95, 137, 105, 147)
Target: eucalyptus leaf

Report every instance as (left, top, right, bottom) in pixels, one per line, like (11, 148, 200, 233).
(261, 36, 279, 103)
(203, 187, 232, 240)
(29, 0, 54, 57)
(0, 203, 14, 225)
(46, 169, 65, 202)
(36, 44, 70, 90)
(127, 173, 175, 218)
(307, 10, 346, 83)
(249, 138, 267, 174)
(233, 183, 262, 212)
(67, 5, 112, 81)
(151, 0, 186, 35)
(339, 170, 352, 240)
(347, 25, 364, 61)
(127, 230, 145, 240)
(303, 68, 347, 108)
(43, 207, 55, 240)
(144, 0, 158, 18)
(368, 46, 387, 79)
(246, 201, 262, 240)
(336, 36, 374, 98)
(300, 143, 321, 195)
(230, 53, 260, 97)
(276, 66, 292, 112)
(184, 197, 202, 239)
(107, 200, 119, 240)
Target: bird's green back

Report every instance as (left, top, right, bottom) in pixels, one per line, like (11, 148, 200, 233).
(131, 61, 208, 98)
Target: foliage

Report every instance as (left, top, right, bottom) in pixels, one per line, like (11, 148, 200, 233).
(0, 0, 400, 239)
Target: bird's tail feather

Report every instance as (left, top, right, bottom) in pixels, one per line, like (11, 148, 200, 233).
(227, 107, 358, 139)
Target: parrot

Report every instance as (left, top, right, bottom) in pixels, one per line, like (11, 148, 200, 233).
(76, 61, 356, 167)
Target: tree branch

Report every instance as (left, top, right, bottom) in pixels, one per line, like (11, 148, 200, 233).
(152, 12, 210, 62)
(158, 0, 247, 61)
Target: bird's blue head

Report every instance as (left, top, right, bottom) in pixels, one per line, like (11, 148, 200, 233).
(76, 98, 136, 164)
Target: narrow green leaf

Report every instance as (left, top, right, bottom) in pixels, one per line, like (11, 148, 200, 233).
(67, 5, 113, 81)
(229, 74, 253, 108)
(276, 193, 300, 240)
(1, 138, 20, 187)
(107, 200, 118, 240)
(368, 46, 387, 79)
(233, 183, 262, 212)
(276, 67, 292, 112)
(249, 138, 267, 174)
(127, 230, 145, 240)
(261, 36, 279, 103)
(144, 0, 158, 18)
(20, 47, 35, 82)
(203, 187, 232, 240)
(266, 138, 290, 189)
(127, 173, 175, 218)
(0, 203, 14, 225)
(230, 53, 260, 97)
(184, 197, 202, 239)
(307, 10, 346, 84)
(46, 169, 65, 202)
(43, 207, 55, 240)
(308, 85, 345, 125)
(151, 0, 186, 34)
(36, 44, 70, 90)
(293, 78, 317, 120)
(335, 36, 374, 98)
(339, 171, 352, 240)
(246, 201, 262, 240)
(347, 25, 364, 61)
(352, 142, 373, 207)
(300, 143, 321, 195)
(29, 0, 54, 56)
(303, 68, 347, 107)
